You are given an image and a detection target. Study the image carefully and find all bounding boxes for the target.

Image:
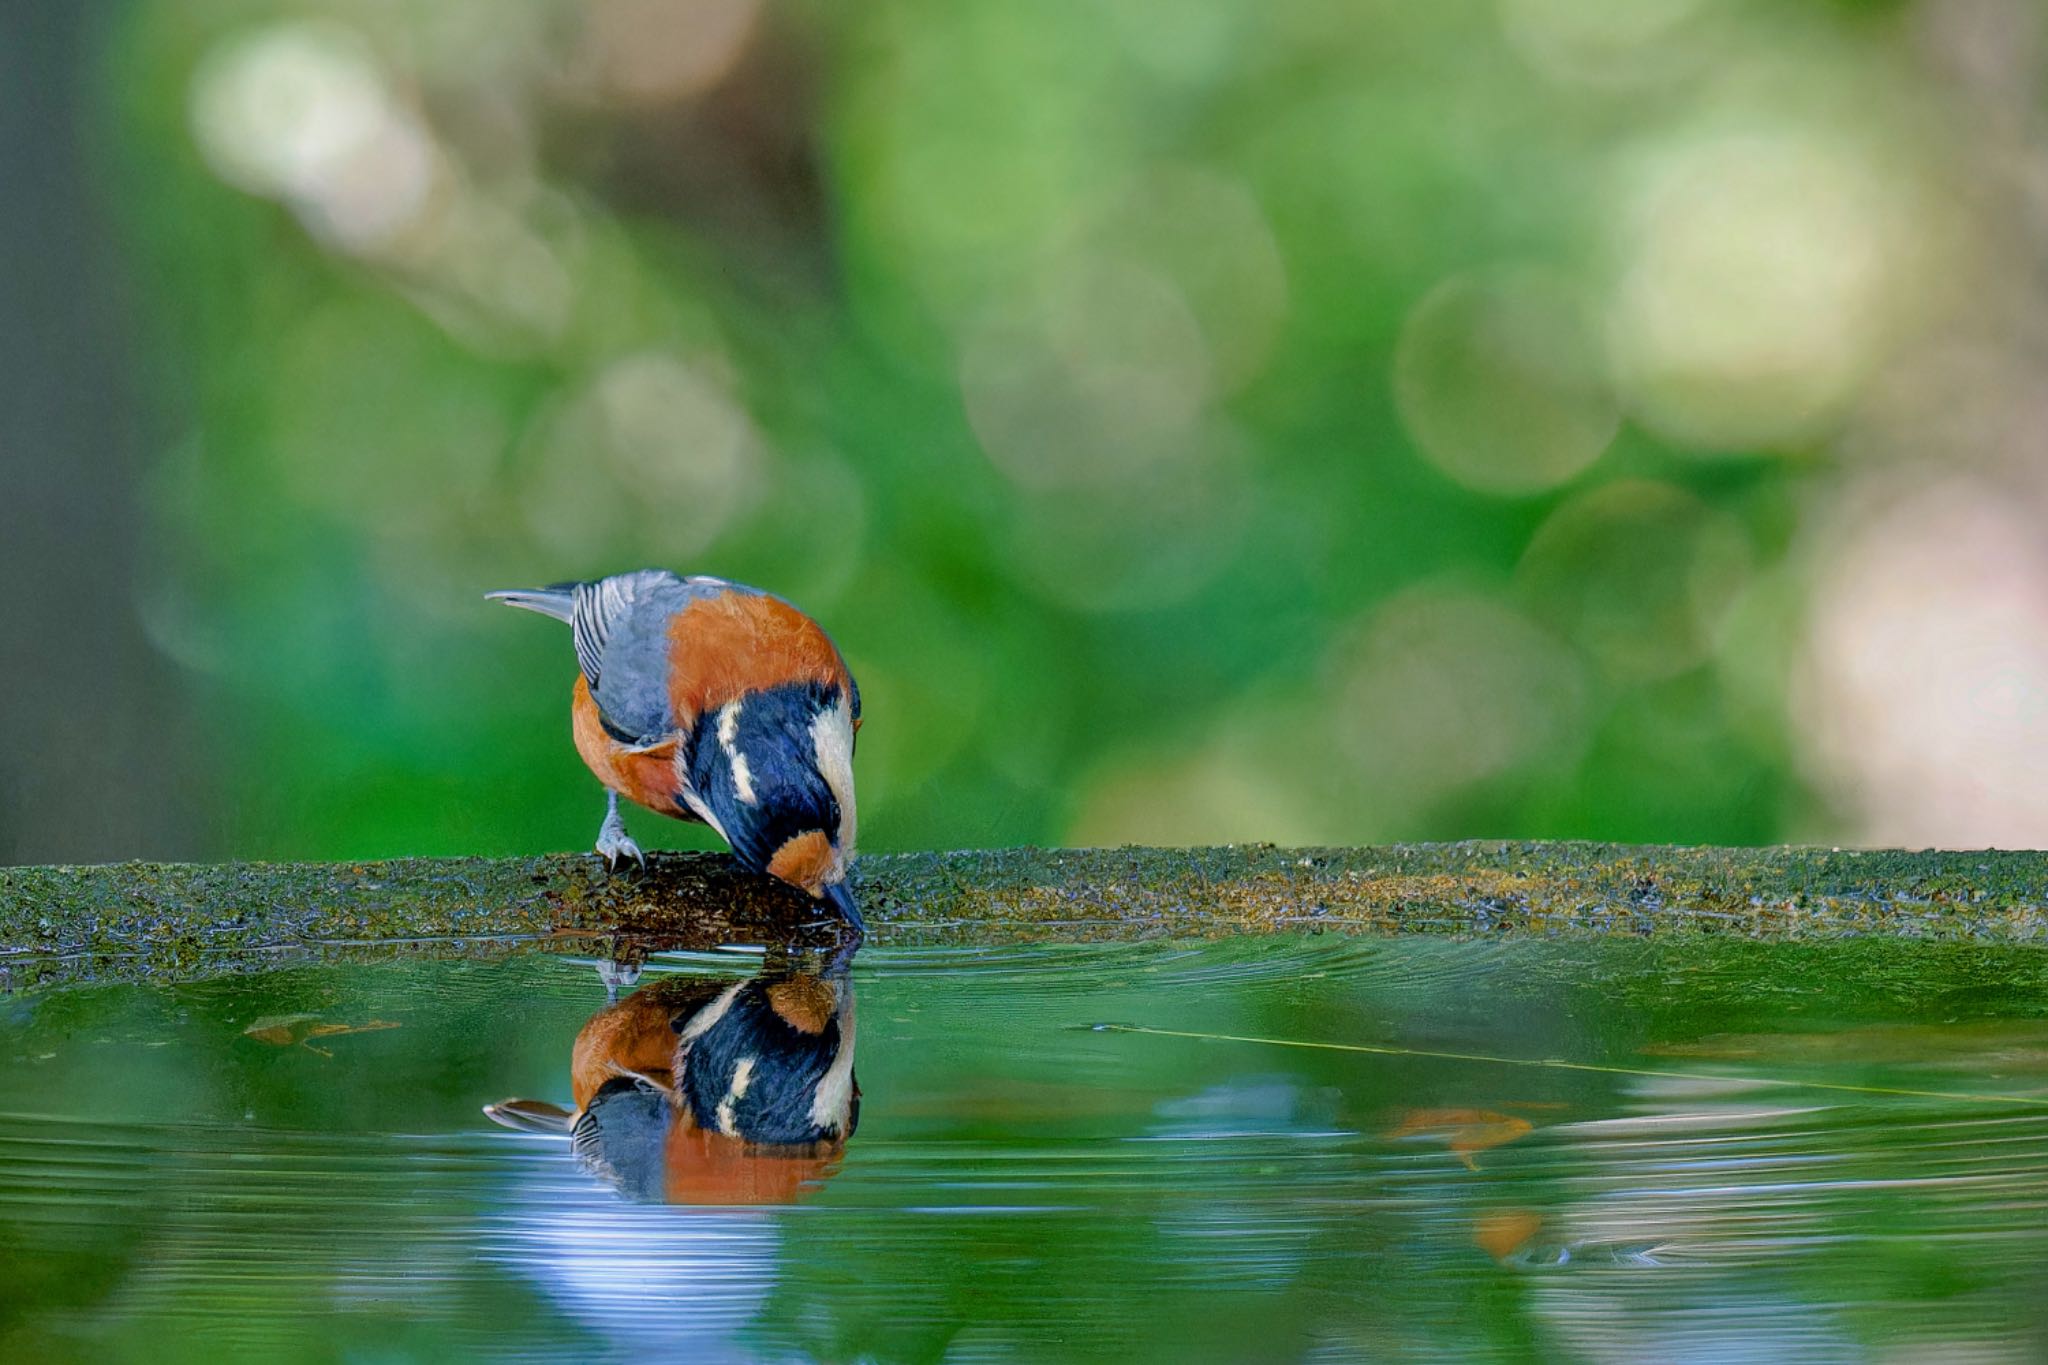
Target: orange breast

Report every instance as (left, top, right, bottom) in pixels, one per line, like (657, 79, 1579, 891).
(661, 1125, 844, 1205)
(571, 675, 686, 816)
(665, 592, 854, 730)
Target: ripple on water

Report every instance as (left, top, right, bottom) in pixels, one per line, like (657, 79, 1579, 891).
(1, 938, 2046, 1360)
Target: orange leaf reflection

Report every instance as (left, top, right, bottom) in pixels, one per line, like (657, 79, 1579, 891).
(1387, 1107, 1535, 1170)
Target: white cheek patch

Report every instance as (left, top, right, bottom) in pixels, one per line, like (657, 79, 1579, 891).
(676, 983, 745, 1047)
(809, 693, 857, 861)
(716, 700, 758, 807)
(715, 1055, 756, 1136)
(677, 786, 729, 843)
(809, 1007, 857, 1134)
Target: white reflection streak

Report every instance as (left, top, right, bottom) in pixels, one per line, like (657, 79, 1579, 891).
(482, 1145, 778, 1361)
(1536, 1103, 2048, 1237)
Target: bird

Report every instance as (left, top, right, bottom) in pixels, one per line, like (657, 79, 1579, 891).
(484, 954, 860, 1205)
(489, 570, 862, 930)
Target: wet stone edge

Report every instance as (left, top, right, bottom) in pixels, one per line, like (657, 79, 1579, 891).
(3, 842, 2047, 991)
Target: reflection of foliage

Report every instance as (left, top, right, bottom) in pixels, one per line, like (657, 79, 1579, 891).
(97, 0, 2048, 858)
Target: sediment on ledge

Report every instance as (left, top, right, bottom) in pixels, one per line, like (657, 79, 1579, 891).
(4, 842, 2048, 990)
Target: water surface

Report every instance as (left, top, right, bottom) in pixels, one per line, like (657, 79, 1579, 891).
(4, 935, 2048, 1362)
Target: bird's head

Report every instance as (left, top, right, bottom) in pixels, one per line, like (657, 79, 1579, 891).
(762, 830, 861, 931)
(689, 680, 862, 931)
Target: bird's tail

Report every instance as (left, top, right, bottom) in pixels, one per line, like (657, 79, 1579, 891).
(485, 584, 578, 622)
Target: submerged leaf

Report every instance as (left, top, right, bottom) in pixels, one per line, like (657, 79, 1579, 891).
(1473, 1209, 1544, 1261)
(1387, 1107, 1534, 1169)
(241, 1015, 401, 1050)
(242, 1013, 320, 1045)
(306, 1019, 401, 1038)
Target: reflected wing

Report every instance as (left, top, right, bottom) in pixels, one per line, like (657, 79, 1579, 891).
(571, 1076, 675, 1203)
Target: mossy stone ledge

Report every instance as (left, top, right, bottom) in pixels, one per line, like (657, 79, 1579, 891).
(4, 842, 2048, 990)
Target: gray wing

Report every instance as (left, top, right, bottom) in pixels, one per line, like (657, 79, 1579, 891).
(573, 571, 750, 744)
(571, 1078, 674, 1203)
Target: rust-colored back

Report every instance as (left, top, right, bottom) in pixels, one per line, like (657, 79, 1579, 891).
(568, 979, 722, 1110)
(665, 592, 854, 731)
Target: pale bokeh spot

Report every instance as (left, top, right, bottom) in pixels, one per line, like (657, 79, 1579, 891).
(190, 21, 438, 253)
(1606, 127, 1917, 450)
(1330, 585, 1588, 820)
(390, 190, 580, 354)
(1066, 742, 1337, 850)
(518, 351, 758, 559)
(961, 252, 1212, 489)
(1101, 0, 1251, 85)
(1395, 267, 1618, 497)
(1796, 480, 2048, 848)
(1500, 0, 1713, 88)
(1074, 166, 1289, 394)
(1520, 480, 1751, 682)
(568, 0, 763, 106)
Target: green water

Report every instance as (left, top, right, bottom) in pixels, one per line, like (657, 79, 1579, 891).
(4, 936, 2048, 1362)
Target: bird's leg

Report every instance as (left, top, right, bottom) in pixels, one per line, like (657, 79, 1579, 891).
(824, 926, 863, 977)
(595, 958, 642, 1002)
(594, 937, 646, 1002)
(594, 790, 645, 872)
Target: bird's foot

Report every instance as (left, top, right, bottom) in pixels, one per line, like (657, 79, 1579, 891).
(595, 957, 642, 1000)
(595, 806, 645, 873)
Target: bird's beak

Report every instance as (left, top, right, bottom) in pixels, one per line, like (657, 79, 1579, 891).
(822, 880, 864, 935)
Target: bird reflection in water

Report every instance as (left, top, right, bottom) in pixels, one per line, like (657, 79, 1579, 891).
(486, 939, 858, 1205)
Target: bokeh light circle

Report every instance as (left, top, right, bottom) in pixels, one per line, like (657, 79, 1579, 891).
(518, 351, 757, 560)
(1078, 166, 1289, 394)
(1518, 480, 1751, 681)
(1796, 479, 2048, 847)
(189, 20, 437, 252)
(1606, 127, 1914, 451)
(961, 252, 1212, 489)
(1330, 584, 1588, 814)
(1394, 267, 1619, 496)
(1499, 0, 1711, 88)
(569, 0, 763, 106)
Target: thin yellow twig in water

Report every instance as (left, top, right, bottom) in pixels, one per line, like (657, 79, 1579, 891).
(1094, 1024, 2048, 1108)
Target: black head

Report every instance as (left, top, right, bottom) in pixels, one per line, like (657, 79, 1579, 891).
(686, 680, 857, 900)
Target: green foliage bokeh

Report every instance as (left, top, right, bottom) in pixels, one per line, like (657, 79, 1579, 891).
(101, 0, 2012, 858)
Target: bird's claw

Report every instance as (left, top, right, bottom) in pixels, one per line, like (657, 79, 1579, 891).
(597, 836, 646, 873)
(595, 804, 645, 873)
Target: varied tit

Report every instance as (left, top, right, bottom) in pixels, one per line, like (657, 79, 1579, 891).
(484, 958, 859, 1205)
(489, 570, 863, 930)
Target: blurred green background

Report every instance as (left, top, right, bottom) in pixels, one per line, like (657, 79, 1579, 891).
(7, 0, 2048, 865)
